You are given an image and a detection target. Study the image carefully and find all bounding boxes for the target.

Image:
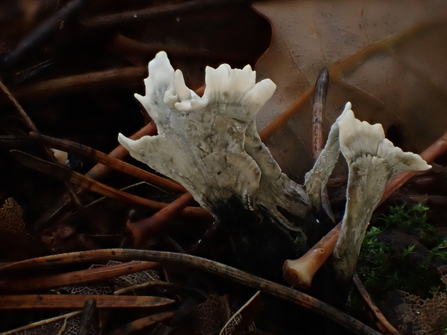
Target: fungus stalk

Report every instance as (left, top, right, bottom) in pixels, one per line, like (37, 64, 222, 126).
(118, 53, 430, 285)
(118, 52, 312, 277)
(333, 103, 431, 284)
(284, 103, 431, 288)
(118, 51, 310, 229)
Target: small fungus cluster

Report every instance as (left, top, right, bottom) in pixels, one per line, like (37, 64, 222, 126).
(119, 52, 431, 286)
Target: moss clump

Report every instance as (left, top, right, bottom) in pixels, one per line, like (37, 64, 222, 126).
(357, 203, 446, 300)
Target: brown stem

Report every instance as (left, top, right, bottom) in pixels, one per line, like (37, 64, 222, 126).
(283, 128, 447, 289)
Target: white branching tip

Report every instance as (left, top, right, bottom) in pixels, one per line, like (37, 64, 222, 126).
(338, 102, 431, 175)
(304, 102, 351, 209)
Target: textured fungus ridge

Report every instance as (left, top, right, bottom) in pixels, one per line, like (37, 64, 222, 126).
(118, 52, 310, 227)
(333, 102, 431, 283)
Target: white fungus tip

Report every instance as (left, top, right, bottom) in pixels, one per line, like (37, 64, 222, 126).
(173, 69, 191, 102)
(249, 79, 276, 105)
(338, 108, 385, 163)
(117, 133, 132, 149)
(338, 102, 431, 177)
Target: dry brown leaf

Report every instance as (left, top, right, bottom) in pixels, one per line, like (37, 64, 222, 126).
(253, 0, 447, 180)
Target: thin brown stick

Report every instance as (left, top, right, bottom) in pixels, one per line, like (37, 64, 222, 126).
(109, 34, 250, 65)
(33, 122, 157, 230)
(0, 311, 82, 335)
(0, 294, 174, 309)
(0, 0, 88, 74)
(79, 299, 96, 335)
(127, 192, 196, 245)
(311, 68, 334, 222)
(114, 281, 176, 295)
(0, 80, 83, 209)
(259, 87, 313, 141)
(259, 19, 447, 142)
(29, 132, 186, 193)
(0, 81, 38, 131)
(0, 261, 157, 292)
(82, 0, 238, 28)
(0, 249, 381, 335)
(353, 273, 400, 335)
(5, 67, 147, 102)
(10, 150, 211, 220)
(312, 68, 329, 160)
(105, 311, 174, 335)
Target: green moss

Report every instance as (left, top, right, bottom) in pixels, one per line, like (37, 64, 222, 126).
(357, 203, 445, 300)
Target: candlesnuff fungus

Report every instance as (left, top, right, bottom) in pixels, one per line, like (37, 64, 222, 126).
(118, 51, 310, 227)
(118, 52, 430, 285)
(284, 103, 431, 288)
(118, 52, 311, 277)
(333, 102, 431, 284)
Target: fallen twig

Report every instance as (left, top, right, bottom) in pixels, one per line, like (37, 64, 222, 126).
(0, 311, 82, 335)
(79, 299, 96, 335)
(10, 150, 211, 220)
(29, 132, 185, 193)
(353, 273, 400, 335)
(33, 122, 158, 230)
(127, 192, 196, 245)
(105, 311, 175, 335)
(4, 67, 147, 102)
(0, 0, 89, 75)
(0, 249, 382, 335)
(0, 260, 157, 292)
(0, 294, 174, 309)
(0, 80, 83, 210)
(82, 0, 240, 28)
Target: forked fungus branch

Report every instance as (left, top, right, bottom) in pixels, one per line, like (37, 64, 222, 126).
(119, 52, 431, 286)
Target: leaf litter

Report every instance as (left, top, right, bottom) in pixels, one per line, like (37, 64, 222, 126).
(0, 0, 447, 334)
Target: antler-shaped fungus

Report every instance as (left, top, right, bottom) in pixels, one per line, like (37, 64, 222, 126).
(118, 51, 311, 235)
(333, 103, 431, 284)
(284, 103, 431, 288)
